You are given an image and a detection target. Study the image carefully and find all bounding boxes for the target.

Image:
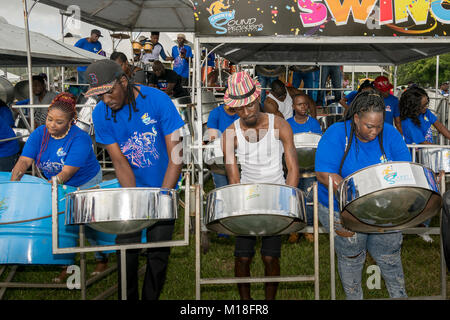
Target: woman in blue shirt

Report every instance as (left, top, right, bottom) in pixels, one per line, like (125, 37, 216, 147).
(286, 93, 321, 243)
(400, 86, 450, 145)
(315, 90, 411, 299)
(399, 86, 450, 240)
(10, 93, 109, 278)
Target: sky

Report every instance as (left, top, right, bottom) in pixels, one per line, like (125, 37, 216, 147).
(0, 0, 194, 60)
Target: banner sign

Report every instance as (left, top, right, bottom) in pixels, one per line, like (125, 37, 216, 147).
(193, 0, 450, 37)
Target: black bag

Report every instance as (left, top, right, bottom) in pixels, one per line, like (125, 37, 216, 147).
(442, 191, 450, 271)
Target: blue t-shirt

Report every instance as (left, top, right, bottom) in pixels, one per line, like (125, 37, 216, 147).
(74, 38, 103, 72)
(0, 120, 20, 158)
(0, 106, 14, 128)
(401, 109, 438, 144)
(207, 104, 239, 134)
(315, 120, 411, 209)
(287, 116, 322, 134)
(383, 94, 400, 125)
(172, 45, 193, 79)
(92, 85, 185, 188)
(21, 125, 100, 187)
(345, 91, 358, 105)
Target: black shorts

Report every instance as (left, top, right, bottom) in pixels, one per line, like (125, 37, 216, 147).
(234, 235, 282, 258)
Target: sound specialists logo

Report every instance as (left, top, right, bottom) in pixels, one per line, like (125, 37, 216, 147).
(382, 165, 398, 185)
(206, 0, 263, 34)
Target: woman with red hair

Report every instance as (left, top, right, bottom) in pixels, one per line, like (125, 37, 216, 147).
(10, 92, 108, 279)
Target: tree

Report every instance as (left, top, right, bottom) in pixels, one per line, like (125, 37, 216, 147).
(397, 53, 450, 88)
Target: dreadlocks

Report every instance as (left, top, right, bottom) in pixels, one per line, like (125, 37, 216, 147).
(339, 89, 387, 175)
(105, 74, 146, 123)
(399, 86, 428, 127)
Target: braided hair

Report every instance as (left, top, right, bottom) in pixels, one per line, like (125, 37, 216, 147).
(36, 92, 77, 167)
(105, 74, 146, 123)
(339, 89, 387, 175)
(399, 86, 428, 127)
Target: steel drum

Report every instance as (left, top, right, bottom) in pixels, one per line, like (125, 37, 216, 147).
(323, 102, 345, 115)
(415, 147, 450, 173)
(293, 133, 322, 172)
(14, 80, 29, 101)
(204, 138, 227, 175)
(205, 183, 306, 236)
(319, 114, 343, 132)
(338, 162, 442, 233)
(12, 127, 30, 142)
(0, 76, 15, 104)
(65, 188, 178, 234)
(0, 174, 78, 264)
(201, 91, 221, 124)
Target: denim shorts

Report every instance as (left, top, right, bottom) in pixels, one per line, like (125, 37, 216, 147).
(234, 235, 281, 258)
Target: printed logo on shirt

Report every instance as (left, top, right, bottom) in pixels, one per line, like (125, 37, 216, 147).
(39, 160, 64, 178)
(120, 128, 160, 168)
(385, 105, 391, 112)
(56, 147, 67, 157)
(141, 113, 157, 125)
(379, 155, 388, 163)
(424, 115, 429, 122)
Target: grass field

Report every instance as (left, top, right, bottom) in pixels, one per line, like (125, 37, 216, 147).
(0, 177, 449, 300)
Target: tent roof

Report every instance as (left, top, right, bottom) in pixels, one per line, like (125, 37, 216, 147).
(0, 21, 107, 67)
(39, 0, 195, 32)
(200, 37, 450, 66)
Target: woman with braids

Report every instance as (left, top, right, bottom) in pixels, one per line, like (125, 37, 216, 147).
(10, 92, 110, 280)
(314, 90, 411, 299)
(85, 60, 184, 300)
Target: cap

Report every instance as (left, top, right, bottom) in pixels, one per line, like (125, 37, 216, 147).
(91, 29, 103, 37)
(373, 76, 393, 92)
(84, 60, 125, 97)
(177, 33, 186, 40)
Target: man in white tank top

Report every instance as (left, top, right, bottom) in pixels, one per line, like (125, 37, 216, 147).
(264, 79, 317, 119)
(222, 71, 299, 300)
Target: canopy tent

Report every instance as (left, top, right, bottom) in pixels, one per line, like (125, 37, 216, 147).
(38, 0, 196, 32)
(0, 20, 107, 67)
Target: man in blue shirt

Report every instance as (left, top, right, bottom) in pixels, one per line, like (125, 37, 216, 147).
(85, 59, 184, 300)
(373, 76, 402, 134)
(171, 34, 193, 87)
(74, 29, 103, 88)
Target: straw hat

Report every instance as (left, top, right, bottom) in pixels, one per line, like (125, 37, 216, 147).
(224, 71, 261, 108)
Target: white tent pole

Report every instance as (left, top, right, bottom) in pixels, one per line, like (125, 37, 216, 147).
(393, 65, 398, 96)
(22, 0, 34, 131)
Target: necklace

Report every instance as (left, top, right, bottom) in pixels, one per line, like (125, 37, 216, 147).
(50, 125, 71, 140)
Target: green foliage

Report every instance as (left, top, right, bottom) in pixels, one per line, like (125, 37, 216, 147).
(397, 53, 450, 87)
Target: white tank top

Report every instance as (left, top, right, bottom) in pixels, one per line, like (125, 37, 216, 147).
(267, 91, 293, 119)
(235, 113, 285, 184)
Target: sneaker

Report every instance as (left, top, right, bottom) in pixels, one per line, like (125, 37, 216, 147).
(91, 260, 109, 276)
(418, 234, 433, 243)
(288, 232, 299, 243)
(304, 233, 314, 243)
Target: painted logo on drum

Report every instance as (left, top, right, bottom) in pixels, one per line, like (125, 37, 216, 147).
(0, 198, 7, 214)
(245, 185, 260, 200)
(382, 165, 398, 184)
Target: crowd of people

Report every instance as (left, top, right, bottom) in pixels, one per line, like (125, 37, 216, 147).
(1, 29, 450, 301)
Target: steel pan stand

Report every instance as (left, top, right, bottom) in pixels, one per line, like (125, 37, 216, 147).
(51, 173, 191, 300)
(195, 183, 321, 300)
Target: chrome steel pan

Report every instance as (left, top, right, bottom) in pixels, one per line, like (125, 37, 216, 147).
(293, 133, 321, 171)
(12, 128, 30, 142)
(415, 147, 450, 173)
(65, 188, 178, 234)
(319, 114, 343, 132)
(205, 183, 306, 236)
(14, 80, 29, 101)
(0, 76, 14, 104)
(322, 102, 344, 115)
(338, 162, 442, 233)
(204, 138, 226, 175)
